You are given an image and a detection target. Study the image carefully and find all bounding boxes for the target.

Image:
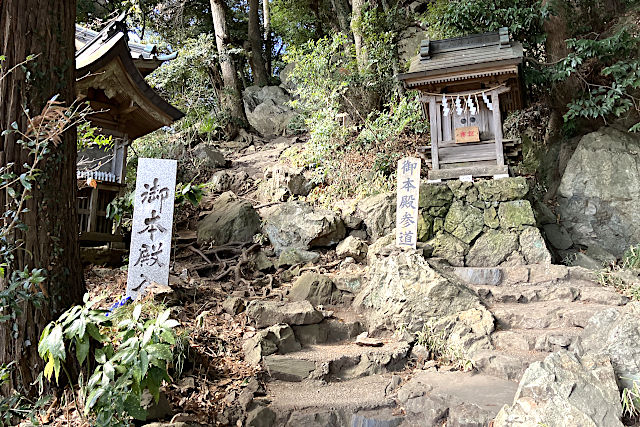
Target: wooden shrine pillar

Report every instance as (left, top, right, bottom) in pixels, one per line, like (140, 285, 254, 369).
(428, 96, 440, 170)
(491, 90, 505, 166)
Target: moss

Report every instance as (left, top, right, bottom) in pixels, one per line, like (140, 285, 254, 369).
(498, 200, 536, 229)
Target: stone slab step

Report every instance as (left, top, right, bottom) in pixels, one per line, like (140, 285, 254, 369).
(491, 327, 582, 352)
(472, 349, 547, 381)
(291, 314, 365, 346)
(473, 284, 627, 306)
(397, 371, 518, 426)
(451, 264, 596, 287)
(490, 301, 612, 330)
(266, 371, 518, 427)
(264, 340, 410, 382)
(266, 376, 400, 426)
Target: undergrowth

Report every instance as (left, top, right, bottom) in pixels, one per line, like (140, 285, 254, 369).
(415, 321, 474, 372)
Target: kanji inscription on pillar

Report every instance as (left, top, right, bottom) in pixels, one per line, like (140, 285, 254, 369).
(126, 158, 177, 299)
(396, 157, 421, 249)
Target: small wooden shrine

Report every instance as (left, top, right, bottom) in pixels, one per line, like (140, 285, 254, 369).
(75, 18, 184, 244)
(398, 28, 524, 180)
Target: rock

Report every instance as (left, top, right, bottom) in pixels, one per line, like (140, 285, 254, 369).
(246, 405, 276, 427)
(431, 232, 468, 267)
(572, 252, 602, 270)
(141, 390, 173, 421)
(586, 244, 617, 266)
(543, 223, 573, 250)
(417, 212, 433, 241)
(558, 127, 640, 257)
(355, 249, 494, 355)
(350, 229, 368, 240)
(398, 26, 425, 64)
(336, 236, 368, 261)
(289, 273, 338, 306)
(494, 351, 623, 427)
(498, 200, 536, 229)
(466, 229, 518, 267)
(519, 226, 552, 264)
(355, 332, 384, 347)
(501, 252, 526, 267)
(355, 193, 396, 241)
(476, 177, 529, 202)
(210, 170, 252, 193)
(444, 201, 484, 244)
(330, 270, 365, 294)
(291, 323, 328, 345)
(484, 206, 500, 228)
(264, 356, 316, 382)
(453, 267, 502, 286)
(279, 62, 296, 91)
(193, 144, 228, 168)
(223, 296, 245, 315)
(246, 300, 324, 329)
(263, 202, 346, 254)
(258, 165, 314, 201)
(197, 192, 261, 244)
(251, 251, 275, 271)
(277, 248, 320, 267)
(243, 324, 301, 365)
(418, 182, 454, 209)
(244, 85, 296, 137)
(528, 264, 568, 283)
(367, 233, 396, 264)
(576, 303, 640, 390)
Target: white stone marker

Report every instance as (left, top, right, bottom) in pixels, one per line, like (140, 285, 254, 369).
(396, 157, 421, 249)
(126, 158, 177, 299)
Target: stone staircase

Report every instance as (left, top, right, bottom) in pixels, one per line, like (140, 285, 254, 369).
(452, 264, 629, 382)
(246, 263, 629, 426)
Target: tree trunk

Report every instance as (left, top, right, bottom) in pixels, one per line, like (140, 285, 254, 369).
(263, 0, 272, 79)
(351, 0, 367, 71)
(248, 0, 269, 86)
(0, 0, 84, 394)
(330, 0, 351, 35)
(210, 0, 248, 133)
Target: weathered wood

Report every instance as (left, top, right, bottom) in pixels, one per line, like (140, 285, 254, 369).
(428, 96, 440, 170)
(428, 165, 508, 180)
(439, 143, 497, 164)
(491, 90, 505, 166)
(442, 109, 452, 141)
(79, 231, 124, 243)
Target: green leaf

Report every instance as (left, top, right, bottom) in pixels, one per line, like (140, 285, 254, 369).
(75, 336, 90, 365)
(86, 323, 104, 342)
(85, 387, 105, 412)
(146, 343, 172, 361)
(140, 349, 149, 380)
(132, 304, 142, 322)
(160, 329, 176, 345)
(95, 348, 106, 364)
(46, 324, 66, 361)
(124, 394, 147, 421)
(104, 361, 115, 380)
(157, 309, 171, 326)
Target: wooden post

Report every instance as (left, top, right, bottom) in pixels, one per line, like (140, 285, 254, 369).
(87, 186, 99, 232)
(428, 96, 440, 170)
(491, 90, 505, 166)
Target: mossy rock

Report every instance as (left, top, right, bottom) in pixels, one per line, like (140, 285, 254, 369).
(417, 213, 434, 242)
(466, 229, 519, 267)
(431, 231, 469, 267)
(419, 182, 454, 208)
(498, 200, 536, 229)
(475, 177, 529, 202)
(444, 201, 484, 244)
(484, 206, 500, 229)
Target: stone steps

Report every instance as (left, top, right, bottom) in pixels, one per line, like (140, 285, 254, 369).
(265, 370, 518, 426)
(472, 348, 547, 381)
(472, 283, 627, 305)
(264, 340, 411, 382)
(491, 327, 582, 352)
(490, 301, 612, 330)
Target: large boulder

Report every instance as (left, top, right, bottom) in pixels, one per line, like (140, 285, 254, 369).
(431, 231, 468, 267)
(243, 85, 296, 137)
(243, 324, 301, 365)
(246, 300, 324, 328)
(558, 127, 640, 257)
(494, 351, 623, 427)
(466, 229, 519, 267)
(355, 193, 396, 241)
(354, 249, 494, 356)
(197, 192, 261, 244)
(193, 144, 228, 168)
(336, 236, 368, 261)
(289, 273, 339, 306)
(443, 201, 484, 244)
(263, 201, 346, 254)
(576, 302, 640, 390)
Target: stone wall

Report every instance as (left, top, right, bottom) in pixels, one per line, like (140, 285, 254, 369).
(418, 177, 551, 267)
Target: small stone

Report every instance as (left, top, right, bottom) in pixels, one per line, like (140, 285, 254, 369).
(222, 296, 245, 315)
(246, 405, 276, 427)
(252, 251, 274, 271)
(543, 223, 573, 250)
(246, 300, 324, 328)
(277, 248, 320, 267)
(355, 331, 384, 347)
(336, 236, 368, 261)
(519, 226, 552, 264)
(289, 272, 338, 306)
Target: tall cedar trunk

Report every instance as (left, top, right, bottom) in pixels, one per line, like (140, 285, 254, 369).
(248, 0, 269, 86)
(210, 0, 248, 133)
(0, 0, 84, 394)
(263, 0, 272, 78)
(351, 0, 367, 71)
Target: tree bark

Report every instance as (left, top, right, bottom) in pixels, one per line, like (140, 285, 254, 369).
(262, 0, 272, 79)
(0, 0, 84, 394)
(248, 0, 269, 86)
(210, 0, 248, 133)
(351, 0, 367, 71)
(330, 0, 351, 35)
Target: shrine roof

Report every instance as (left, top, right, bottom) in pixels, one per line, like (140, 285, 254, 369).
(397, 28, 523, 84)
